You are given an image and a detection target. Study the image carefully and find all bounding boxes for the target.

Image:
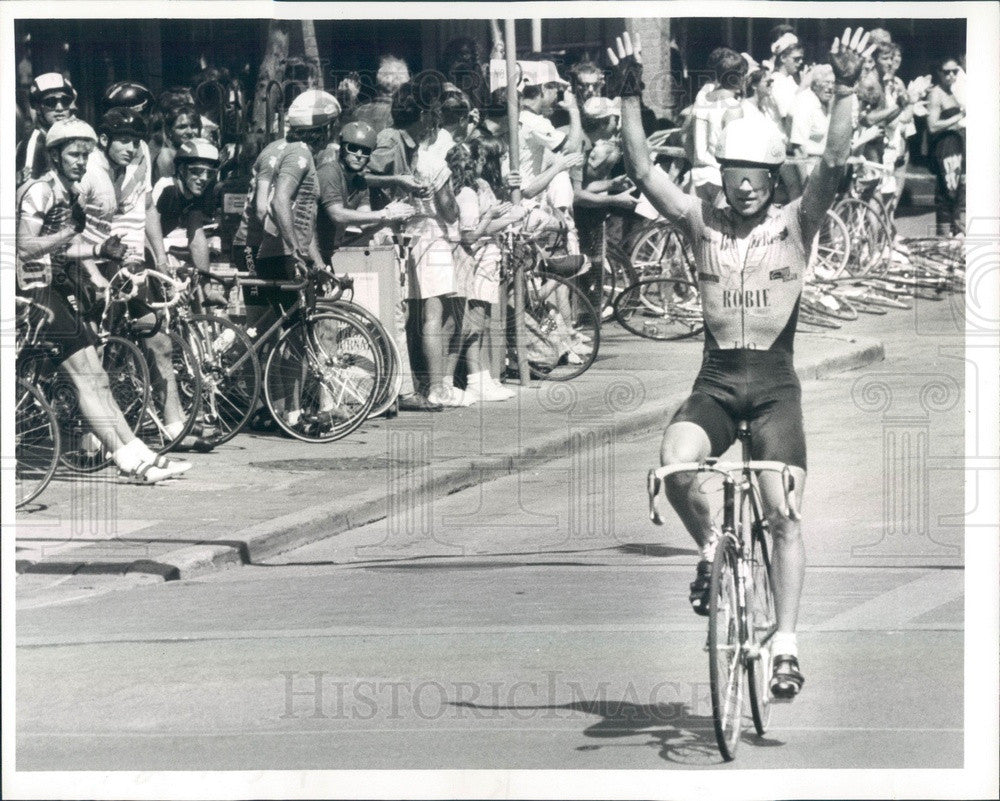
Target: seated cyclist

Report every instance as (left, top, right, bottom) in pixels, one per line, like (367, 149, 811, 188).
(613, 28, 875, 700)
(16, 118, 191, 484)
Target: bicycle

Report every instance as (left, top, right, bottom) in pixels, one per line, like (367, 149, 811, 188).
(14, 297, 61, 507)
(647, 421, 799, 761)
(236, 265, 383, 442)
(612, 275, 703, 341)
(96, 265, 204, 456)
(501, 229, 601, 382)
(17, 285, 152, 474)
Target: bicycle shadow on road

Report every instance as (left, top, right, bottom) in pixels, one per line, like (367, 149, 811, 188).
(450, 697, 744, 766)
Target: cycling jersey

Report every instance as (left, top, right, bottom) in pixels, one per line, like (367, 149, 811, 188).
(15, 171, 75, 290)
(151, 176, 214, 236)
(677, 190, 807, 354)
(233, 138, 291, 251)
(257, 141, 318, 259)
(84, 143, 153, 262)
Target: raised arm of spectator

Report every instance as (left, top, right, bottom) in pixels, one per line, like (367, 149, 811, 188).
(608, 33, 692, 224)
(521, 150, 584, 199)
(558, 92, 583, 157)
(800, 28, 876, 243)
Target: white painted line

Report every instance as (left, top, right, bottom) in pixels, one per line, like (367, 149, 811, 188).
(812, 570, 963, 631)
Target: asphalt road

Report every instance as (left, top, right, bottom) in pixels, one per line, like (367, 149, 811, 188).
(15, 296, 967, 773)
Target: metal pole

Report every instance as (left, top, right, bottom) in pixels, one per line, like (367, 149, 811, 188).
(531, 19, 542, 53)
(504, 18, 530, 386)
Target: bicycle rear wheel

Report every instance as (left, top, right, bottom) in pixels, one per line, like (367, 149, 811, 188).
(264, 310, 381, 442)
(16, 378, 61, 508)
(744, 492, 776, 736)
(628, 219, 694, 281)
(810, 210, 851, 280)
(834, 197, 892, 277)
(613, 277, 704, 341)
(709, 535, 745, 761)
(323, 300, 401, 418)
(187, 314, 261, 445)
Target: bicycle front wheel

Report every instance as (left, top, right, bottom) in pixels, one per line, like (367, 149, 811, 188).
(744, 492, 776, 736)
(136, 330, 203, 454)
(16, 378, 61, 507)
(613, 277, 704, 341)
(187, 314, 261, 445)
(264, 310, 381, 442)
(516, 274, 600, 382)
(709, 535, 745, 761)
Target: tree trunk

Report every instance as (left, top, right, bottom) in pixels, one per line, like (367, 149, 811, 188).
(251, 20, 290, 134)
(301, 20, 323, 89)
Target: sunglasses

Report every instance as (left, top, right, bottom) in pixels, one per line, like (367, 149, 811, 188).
(185, 166, 217, 179)
(343, 142, 372, 157)
(942, 68, 960, 75)
(41, 95, 73, 109)
(721, 165, 774, 188)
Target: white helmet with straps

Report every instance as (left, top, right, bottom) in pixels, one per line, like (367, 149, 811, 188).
(716, 115, 787, 166)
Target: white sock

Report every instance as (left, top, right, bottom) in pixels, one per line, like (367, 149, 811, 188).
(287, 410, 301, 426)
(113, 438, 151, 472)
(164, 421, 185, 439)
(700, 528, 721, 561)
(467, 370, 485, 389)
(442, 375, 454, 391)
(770, 632, 798, 658)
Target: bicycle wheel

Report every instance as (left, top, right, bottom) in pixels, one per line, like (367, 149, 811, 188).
(516, 274, 600, 382)
(801, 288, 859, 321)
(628, 219, 694, 281)
(322, 300, 401, 418)
(745, 492, 776, 736)
(613, 277, 704, 341)
(601, 238, 638, 314)
(16, 378, 61, 508)
(55, 335, 151, 472)
(810, 210, 851, 280)
(834, 197, 892, 277)
(708, 535, 745, 761)
(187, 314, 261, 445)
(264, 310, 381, 443)
(135, 331, 202, 454)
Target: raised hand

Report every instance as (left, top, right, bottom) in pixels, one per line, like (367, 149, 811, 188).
(829, 27, 877, 88)
(605, 31, 645, 99)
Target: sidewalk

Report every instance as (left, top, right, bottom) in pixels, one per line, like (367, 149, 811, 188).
(13, 325, 884, 581)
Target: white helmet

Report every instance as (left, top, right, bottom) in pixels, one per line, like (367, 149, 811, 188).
(716, 115, 787, 166)
(45, 118, 97, 150)
(286, 90, 341, 129)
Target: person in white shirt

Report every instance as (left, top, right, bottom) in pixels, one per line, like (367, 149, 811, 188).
(769, 33, 805, 139)
(790, 64, 835, 179)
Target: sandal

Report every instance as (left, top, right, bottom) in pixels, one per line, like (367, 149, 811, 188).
(770, 655, 805, 700)
(689, 559, 712, 616)
(150, 454, 192, 477)
(118, 460, 182, 485)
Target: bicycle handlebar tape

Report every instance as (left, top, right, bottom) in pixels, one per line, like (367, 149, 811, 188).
(607, 55, 645, 99)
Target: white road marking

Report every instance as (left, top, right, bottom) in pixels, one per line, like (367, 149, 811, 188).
(811, 570, 963, 631)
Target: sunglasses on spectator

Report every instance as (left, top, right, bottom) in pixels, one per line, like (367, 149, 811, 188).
(343, 142, 372, 157)
(41, 95, 73, 109)
(941, 68, 960, 74)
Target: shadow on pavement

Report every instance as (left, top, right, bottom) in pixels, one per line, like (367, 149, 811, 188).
(449, 697, 732, 765)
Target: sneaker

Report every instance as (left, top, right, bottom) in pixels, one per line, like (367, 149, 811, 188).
(431, 387, 475, 407)
(467, 381, 514, 402)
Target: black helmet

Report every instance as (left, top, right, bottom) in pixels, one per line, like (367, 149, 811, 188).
(102, 81, 155, 114)
(98, 108, 148, 139)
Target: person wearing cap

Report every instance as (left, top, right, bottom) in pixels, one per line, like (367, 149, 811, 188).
(16, 118, 191, 484)
(16, 73, 78, 186)
(769, 32, 805, 137)
(612, 27, 877, 700)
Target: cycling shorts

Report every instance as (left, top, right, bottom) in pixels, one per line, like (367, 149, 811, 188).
(26, 284, 97, 363)
(670, 348, 806, 470)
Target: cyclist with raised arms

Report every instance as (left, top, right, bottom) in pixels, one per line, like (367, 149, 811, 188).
(611, 27, 875, 700)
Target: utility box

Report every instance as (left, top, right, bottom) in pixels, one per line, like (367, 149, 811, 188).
(328, 245, 401, 328)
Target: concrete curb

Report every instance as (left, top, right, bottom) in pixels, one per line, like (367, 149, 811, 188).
(19, 336, 884, 581)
